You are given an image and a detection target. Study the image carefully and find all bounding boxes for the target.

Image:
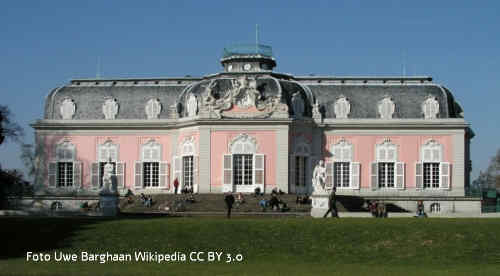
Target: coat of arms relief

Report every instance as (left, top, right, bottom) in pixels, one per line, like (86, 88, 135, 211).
(199, 76, 288, 119)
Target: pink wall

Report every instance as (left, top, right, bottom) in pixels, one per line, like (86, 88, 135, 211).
(324, 135, 453, 189)
(43, 134, 172, 189)
(210, 131, 277, 189)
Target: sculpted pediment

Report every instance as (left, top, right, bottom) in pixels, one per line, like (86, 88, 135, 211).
(198, 76, 288, 119)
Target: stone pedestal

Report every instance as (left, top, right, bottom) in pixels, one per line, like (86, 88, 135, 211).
(99, 195, 119, 216)
(310, 194, 329, 218)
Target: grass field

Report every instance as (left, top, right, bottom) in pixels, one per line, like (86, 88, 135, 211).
(1, 216, 500, 276)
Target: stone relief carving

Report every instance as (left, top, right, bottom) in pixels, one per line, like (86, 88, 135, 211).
(422, 95, 439, 119)
(199, 77, 289, 119)
(60, 98, 76, 120)
(291, 91, 305, 118)
(378, 96, 395, 119)
(102, 98, 119, 120)
(145, 98, 162, 119)
(186, 94, 198, 117)
(334, 95, 350, 119)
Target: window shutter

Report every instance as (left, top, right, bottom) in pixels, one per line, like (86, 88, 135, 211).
(116, 162, 125, 190)
(193, 155, 199, 193)
(174, 156, 181, 194)
(350, 162, 360, 189)
(395, 162, 405, 189)
(73, 162, 82, 189)
(415, 162, 423, 190)
(289, 155, 296, 193)
(48, 162, 57, 188)
(325, 162, 334, 190)
(134, 161, 143, 189)
(159, 162, 169, 189)
(439, 162, 450, 189)
(91, 162, 99, 189)
(371, 162, 379, 190)
(223, 154, 233, 192)
(254, 154, 265, 192)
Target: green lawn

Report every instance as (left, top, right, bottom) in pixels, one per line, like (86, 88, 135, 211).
(1, 217, 500, 275)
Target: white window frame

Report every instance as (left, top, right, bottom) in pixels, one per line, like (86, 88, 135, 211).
(49, 140, 81, 190)
(92, 140, 124, 191)
(173, 137, 197, 193)
(223, 133, 264, 193)
(372, 139, 405, 190)
(330, 139, 360, 190)
(416, 139, 450, 190)
(135, 139, 168, 190)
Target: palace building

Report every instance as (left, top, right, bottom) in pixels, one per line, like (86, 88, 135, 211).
(31, 44, 477, 213)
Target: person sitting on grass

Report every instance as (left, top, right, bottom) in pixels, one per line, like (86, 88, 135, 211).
(140, 193, 147, 205)
(369, 201, 378, 217)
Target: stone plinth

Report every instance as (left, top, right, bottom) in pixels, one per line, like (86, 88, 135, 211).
(310, 194, 329, 218)
(99, 195, 119, 216)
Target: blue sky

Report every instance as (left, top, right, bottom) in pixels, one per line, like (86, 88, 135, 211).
(1, 1, 499, 181)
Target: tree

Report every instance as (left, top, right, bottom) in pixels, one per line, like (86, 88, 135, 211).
(0, 105, 23, 145)
(473, 149, 500, 190)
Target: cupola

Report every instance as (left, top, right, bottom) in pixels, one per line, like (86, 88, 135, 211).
(220, 44, 276, 73)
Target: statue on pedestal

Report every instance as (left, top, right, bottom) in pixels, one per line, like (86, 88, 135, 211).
(99, 161, 118, 196)
(312, 160, 328, 195)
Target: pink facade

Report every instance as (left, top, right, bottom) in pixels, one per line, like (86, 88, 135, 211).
(211, 130, 276, 190)
(324, 135, 453, 189)
(43, 134, 172, 190)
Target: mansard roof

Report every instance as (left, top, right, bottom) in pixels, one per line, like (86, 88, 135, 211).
(42, 73, 463, 120)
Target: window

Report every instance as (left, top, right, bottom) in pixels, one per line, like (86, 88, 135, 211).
(371, 139, 404, 189)
(416, 139, 450, 190)
(92, 140, 124, 190)
(295, 156, 307, 187)
(57, 162, 73, 187)
(183, 156, 194, 188)
(378, 162, 395, 188)
(135, 139, 168, 190)
(329, 138, 360, 189)
(423, 163, 440, 188)
(49, 140, 81, 189)
(223, 133, 264, 193)
(334, 162, 350, 188)
(233, 154, 253, 185)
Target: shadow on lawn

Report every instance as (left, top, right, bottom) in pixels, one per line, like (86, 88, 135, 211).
(0, 215, 173, 260)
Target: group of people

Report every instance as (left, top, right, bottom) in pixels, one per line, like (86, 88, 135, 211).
(259, 189, 290, 212)
(140, 193, 154, 207)
(366, 200, 387, 218)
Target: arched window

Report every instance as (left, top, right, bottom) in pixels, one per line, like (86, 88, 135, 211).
(416, 140, 450, 190)
(223, 134, 264, 193)
(91, 140, 124, 191)
(48, 140, 81, 189)
(371, 139, 405, 190)
(173, 137, 198, 194)
(135, 139, 168, 189)
(328, 138, 360, 189)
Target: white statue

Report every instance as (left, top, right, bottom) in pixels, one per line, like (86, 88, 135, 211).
(100, 162, 117, 195)
(187, 94, 198, 117)
(312, 160, 328, 195)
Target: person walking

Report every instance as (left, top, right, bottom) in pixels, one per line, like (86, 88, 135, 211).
(323, 187, 339, 218)
(173, 178, 179, 195)
(224, 192, 235, 219)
